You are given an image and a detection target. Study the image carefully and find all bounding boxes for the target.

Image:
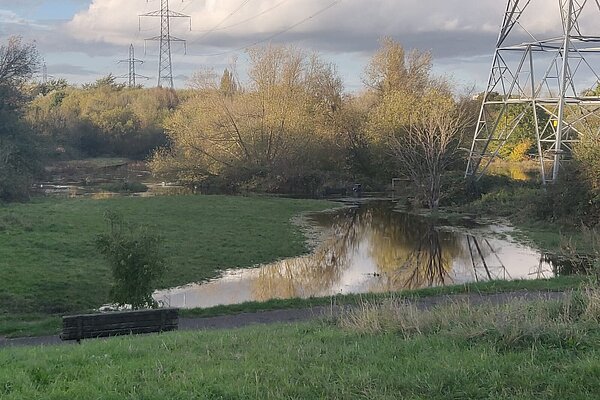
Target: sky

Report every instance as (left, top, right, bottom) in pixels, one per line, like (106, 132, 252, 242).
(0, 0, 596, 92)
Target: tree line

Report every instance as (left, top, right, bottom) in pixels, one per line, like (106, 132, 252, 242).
(1, 36, 598, 224)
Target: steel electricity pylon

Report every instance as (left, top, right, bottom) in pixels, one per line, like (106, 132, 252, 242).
(466, 0, 600, 184)
(140, 0, 191, 89)
(117, 44, 148, 87)
(42, 62, 48, 84)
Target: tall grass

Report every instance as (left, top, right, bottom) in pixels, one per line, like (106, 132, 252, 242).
(337, 287, 600, 349)
(2, 298, 600, 399)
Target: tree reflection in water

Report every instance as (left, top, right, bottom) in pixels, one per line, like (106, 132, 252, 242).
(251, 207, 365, 301)
(368, 210, 462, 291)
(251, 202, 468, 299)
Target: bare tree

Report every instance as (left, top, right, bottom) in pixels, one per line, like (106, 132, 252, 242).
(0, 36, 39, 111)
(389, 87, 474, 209)
(0, 36, 39, 86)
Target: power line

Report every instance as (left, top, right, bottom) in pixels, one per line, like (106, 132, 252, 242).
(189, 0, 340, 58)
(190, 0, 290, 33)
(178, 0, 195, 14)
(191, 0, 252, 44)
(134, 0, 151, 42)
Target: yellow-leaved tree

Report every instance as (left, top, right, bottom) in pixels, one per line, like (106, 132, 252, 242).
(151, 45, 346, 194)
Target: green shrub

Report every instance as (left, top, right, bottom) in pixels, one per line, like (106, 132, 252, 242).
(535, 166, 599, 226)
(96, 211, 166, 309)
(100, 181, 148, 193)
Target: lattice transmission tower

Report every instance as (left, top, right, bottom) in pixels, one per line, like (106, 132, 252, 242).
(466, 0, 600, 184)
(140, 0, 191, 89)
(117, 44, 148, 87)
(42, 62, 48, 85)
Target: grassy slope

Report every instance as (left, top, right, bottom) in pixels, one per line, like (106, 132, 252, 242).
(1, 315, 598, 399)
(0, 195, 333, 335)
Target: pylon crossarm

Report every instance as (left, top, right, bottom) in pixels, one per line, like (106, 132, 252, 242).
(498, 0, 533, 47)
(467, 0, 600, 183)
(140, 10, 191, 18)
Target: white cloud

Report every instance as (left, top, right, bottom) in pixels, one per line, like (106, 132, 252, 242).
(0, 9, 25, 24)
(65, 0, 596, 60)
(4, 0, 599, 88)
(0, 9, 48, 30)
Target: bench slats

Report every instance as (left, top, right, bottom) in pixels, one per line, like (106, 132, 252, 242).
(63, 319, 178, 332)
(62, 314, 178, 328)
(60, 308, 179, 341)
(63, 309, 178, 324)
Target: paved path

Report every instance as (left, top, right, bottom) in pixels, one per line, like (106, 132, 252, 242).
(0, 290, 567, 349)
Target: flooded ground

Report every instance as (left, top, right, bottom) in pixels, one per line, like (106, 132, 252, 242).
(155, 200, 562, 309)
(33, 159, 191, 198)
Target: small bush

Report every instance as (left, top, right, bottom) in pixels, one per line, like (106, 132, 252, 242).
(534, 166, 598, 226)
(559, 227, 600, 278)
(96, 210, 166, 309)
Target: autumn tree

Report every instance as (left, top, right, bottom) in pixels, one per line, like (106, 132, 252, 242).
(27, 85, 175, 159)
(360, 38, 436, 182)
(0, 36, 40, 201)
(219, 68, 238, 97)
(364, 38, 476, 208)
(151, 45, 345, 194)
(364, 37, 432, 96)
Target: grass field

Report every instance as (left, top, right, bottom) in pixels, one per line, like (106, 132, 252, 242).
(1, 293, 599, 399)
(0, 195, 333, 336)
(1, 193, 594, 339)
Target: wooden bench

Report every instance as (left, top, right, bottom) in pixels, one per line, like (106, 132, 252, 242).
(60, 308, 179, 342)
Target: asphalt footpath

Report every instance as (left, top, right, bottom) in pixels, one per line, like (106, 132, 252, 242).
(0, 290, 566, 349)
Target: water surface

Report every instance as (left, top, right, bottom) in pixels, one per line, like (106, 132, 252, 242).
(155, 201, 559, 308)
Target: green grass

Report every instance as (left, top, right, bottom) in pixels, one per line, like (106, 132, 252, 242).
(1, 192, 594, 339)
(451, 185, 598, 255)
(0, 195, 333, 336)
(1, 296, 599, 399)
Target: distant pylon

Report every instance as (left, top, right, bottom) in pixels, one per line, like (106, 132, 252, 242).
(117, 44, 148, 87)
(466, 0, 600, 184)
(140, 0, 191, 89)
(42, 62, 48, 84)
